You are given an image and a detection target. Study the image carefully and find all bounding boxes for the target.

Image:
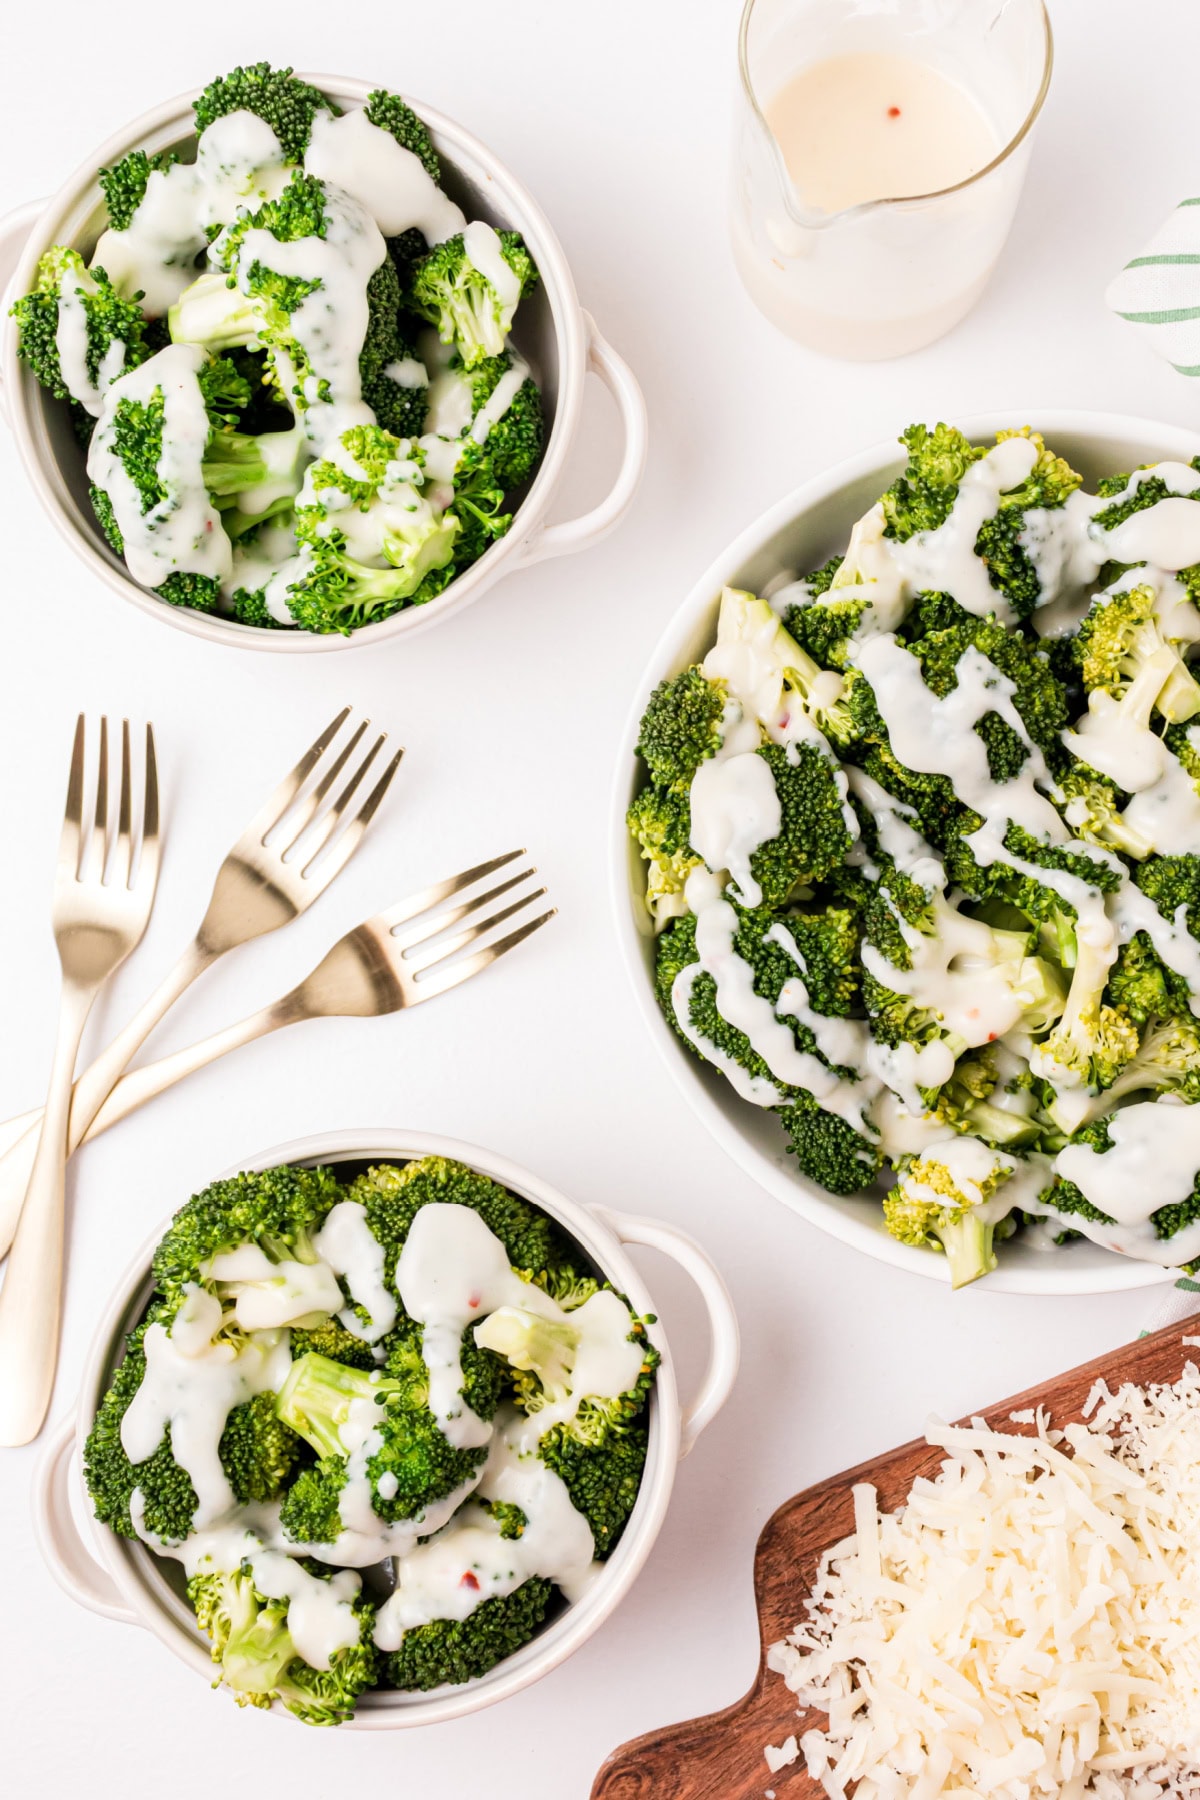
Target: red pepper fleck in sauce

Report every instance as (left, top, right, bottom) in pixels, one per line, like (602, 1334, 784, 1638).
(887, 106, 901, 118)
(467, 1293, 481, 1309)
(461, 1571, 480, 1591)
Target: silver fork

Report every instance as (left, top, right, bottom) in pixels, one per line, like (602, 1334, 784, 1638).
(0, 718, 160, 1445)
(0, 707, 402, 1261)
(40, 853, 554, 1148)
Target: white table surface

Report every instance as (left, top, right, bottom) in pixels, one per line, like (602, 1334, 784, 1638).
(1, 3, 1198, 1793)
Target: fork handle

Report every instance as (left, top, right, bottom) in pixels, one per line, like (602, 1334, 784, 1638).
(0, 980, 95, 1445)
(0, 938, 212, 1261)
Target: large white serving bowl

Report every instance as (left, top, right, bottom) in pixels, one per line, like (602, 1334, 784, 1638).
(0, 76, 646, 652)
(32, 1129, 738, 1728)
(613, 412, 1200, 1297)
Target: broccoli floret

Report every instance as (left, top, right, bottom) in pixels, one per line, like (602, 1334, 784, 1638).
(635, 667, 727, 793)
(909, 615, 1070, 765)
(1107, 933, 1194, 1026)
(409, 230, 539, 368)
(1135, 854, 1200, 945)
(971, 429, 1084, 621)
(1072, 583, 1200, 725)
(289, 1318, 379, 1370)
(1093, 459, 1200, 529)
(1055, 767, 1153, 862)
(538, 1425, 649, 1557)
(476, 1300, 658, 1443)
(931, 1051, 1044, 1150)
(1041, 1109, 1200, 1253)
(881, 422, 986, 539)
(99, 149, 179, 232)
(442, 437, 513, 571)
(152, 1164, 343, 1313)
(627, 783, 701, 925)
(193, 63, 333, 163)
(781, 1095, 883, 1195)
(12, 246, 151, 417)
(784, 590, 869, 670)
(1104, 1015, 1200, 1104)
(712, 588, 859, 748)
(188, 1558, 376, 1725)
(202, 419, 308, 510)
(364, 88, 440, 180)
(746, 741, 856, 907)
(384, 1578, 554, 1690)
(83, 1314, 299, 1541)
(277, 1335, 501, 1540)
(468, 352, 545, 490)
(883, 1142, 1015, 1287)
(347, 1158, 577, 1301)
(359, 255, 428, 439)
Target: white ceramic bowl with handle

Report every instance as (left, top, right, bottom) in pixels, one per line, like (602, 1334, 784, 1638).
(613, 411, 1200, 1297)
(0, 75, 647, 652)
(31, 1128, 738, 1728)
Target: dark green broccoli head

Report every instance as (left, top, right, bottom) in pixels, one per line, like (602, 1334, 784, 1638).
(636, 668, 727, 793)
(444, 438, 512, 569)
(193, 64, 334, 163)
(785, 593, 868, 670)
(781, 1093, 883, 1195)
(881, 422, 985, 540)
(908, 614, 1070, 765)
(1135, 855, 1200, 943)
(347, 1158, 577, 1298)
(188, 1558, 376, 1725)
(467, 352, 545, 491)
(151, 1164, 344, 1312)
(359, 256, 428, 439)
(384, 1577, 553, 1690)
(538, 1424, 649, 1558)
(971, 430, 1083, 621)
(364, 88, 440, 180)
(1107, 933, 1194, 1025)
(289, 1318, 379, 1370)
(12, 246, 151, 405)
(99, 150, 179, 232)
(748, 741, 856, 907)
(83, 1313, 300, 1541)
(1093, 458, 1200, 530)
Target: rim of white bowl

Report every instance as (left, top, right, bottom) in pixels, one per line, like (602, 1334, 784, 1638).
(0, 75, 588, 652)
(69, 1129, 687, 1728)
(611, 410, 1200, 1298)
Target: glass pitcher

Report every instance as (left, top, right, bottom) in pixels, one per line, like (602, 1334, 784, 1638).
(731, 0, 1053, 360)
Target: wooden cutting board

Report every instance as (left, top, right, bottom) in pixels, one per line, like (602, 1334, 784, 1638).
(590, 1319, 1200, 1800)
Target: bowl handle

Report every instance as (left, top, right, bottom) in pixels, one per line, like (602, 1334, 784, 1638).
(32, 1409, 141, 1626)
(515, 311, 647, 567)
(0, 200, 46, 427)
(589, 1206, 739, 1460)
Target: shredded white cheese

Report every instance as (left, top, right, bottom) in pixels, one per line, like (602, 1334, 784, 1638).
(768, 1357, 1200, 1797)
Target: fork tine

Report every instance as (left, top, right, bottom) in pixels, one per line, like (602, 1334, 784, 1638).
(139, 723, 161, 894)
(288, 731, 384, 864)
(378, 850, 526, 932)
(242, 707, 352, 843)
(112, 720, 133, 890)
(273, 720, 370, 850)
(404, 888, 549, 974)
(89, 717, 109, 880)
(406, 908, 557, 1003)
(57, 715, 86, 881)
(299, 745, 404, 887)
(392, 869, 536, 953)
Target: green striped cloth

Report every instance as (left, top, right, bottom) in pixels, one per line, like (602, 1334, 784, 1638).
(1140, 1273, 1200, 1337)
(1107, 198, 1200, 374)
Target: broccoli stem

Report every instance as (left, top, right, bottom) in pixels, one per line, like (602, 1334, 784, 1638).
(935, 1211, 998, 1288)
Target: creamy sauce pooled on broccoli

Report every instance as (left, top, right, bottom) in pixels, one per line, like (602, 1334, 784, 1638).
(304, 107, 465, 242)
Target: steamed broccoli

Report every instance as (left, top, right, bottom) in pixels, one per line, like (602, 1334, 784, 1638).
(364, 88, 441, 180)
(781, 1095, 883, 1196)
(277, 1335, 502, 1541)
(626, 784, 701, 926)
(347, 1158, 577, 1300)
(151, 1164, 343, 1313)
(1040, 1111, 1200, 1252)
(883, 1141, 1016, 1287)
(467, 351, 545, 490)
(1135, 853, 1200, 946)
(83, 1314, 299, 1541)
(409, 229, 539, 367)
(193, 63, 332, 163)
(11, 246, 152, 423)
(635, 668, 727, 792)
(188, 1557, 377, 1725)
(881, 422, 986, 540)
(384, 1578, 554, 1691)
(99, 150, 180, 233)
(1072, 582, 1200, 725)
